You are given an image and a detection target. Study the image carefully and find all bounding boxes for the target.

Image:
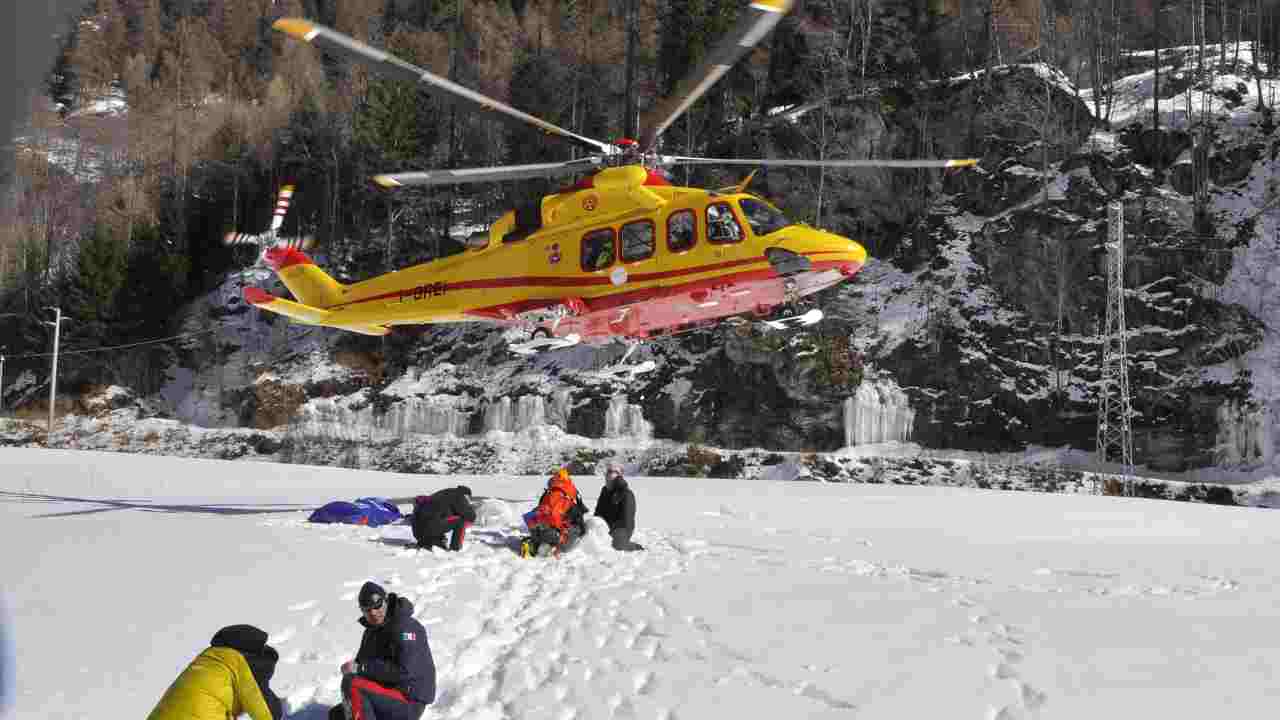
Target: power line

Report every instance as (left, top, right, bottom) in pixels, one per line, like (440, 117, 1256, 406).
(4, 328, 220, 360)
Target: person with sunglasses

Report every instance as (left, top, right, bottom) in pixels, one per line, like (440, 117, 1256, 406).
(594, 463, 644, 552)
(329, 582, 435, 720)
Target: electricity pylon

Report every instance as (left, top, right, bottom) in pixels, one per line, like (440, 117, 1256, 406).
(1096, 201, 1135, 494)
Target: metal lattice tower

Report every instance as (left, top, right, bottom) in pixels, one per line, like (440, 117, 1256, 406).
(1096, 201, 1135, 493)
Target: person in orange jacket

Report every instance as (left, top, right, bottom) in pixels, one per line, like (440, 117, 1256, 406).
(523, 468, 589, 557)
(147, 624, 283, 720)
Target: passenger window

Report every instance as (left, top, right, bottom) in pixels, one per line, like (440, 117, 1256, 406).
(667, 210, 696, 253)
(621, 220, 656, 262)
(581, 228, 616, 271)
(706, 203, 743, 244)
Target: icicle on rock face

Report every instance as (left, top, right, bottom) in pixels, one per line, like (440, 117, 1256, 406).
(297, 397, 376, 433)
(548, 389, 573, 429)
(1214, 399, 1266, 467)
(484, 397, 512, 433)
(483, 395, 549, 433)
(843, 381, 914, 447)
(382, 397, 470, 437)
(603, 395, 652, 440)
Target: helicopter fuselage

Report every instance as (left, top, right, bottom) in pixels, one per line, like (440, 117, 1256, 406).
(258, 165, 867, 341)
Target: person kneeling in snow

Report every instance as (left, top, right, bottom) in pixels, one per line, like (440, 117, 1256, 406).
(147, 624, 283, 720)
(595, 463, 644, 552)
(330, 582, 435, 720)
(524, 468, 589, 557)
(411, 485, 476, 552)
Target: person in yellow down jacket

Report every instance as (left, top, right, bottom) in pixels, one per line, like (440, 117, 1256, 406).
(147, 624, 284, 720)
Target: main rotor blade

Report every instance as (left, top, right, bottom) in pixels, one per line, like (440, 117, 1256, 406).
(273, 18, 617, 156)
(660, 156, 980, 169)
(373, 158, 604, 188)
(639, 0, 794, 152)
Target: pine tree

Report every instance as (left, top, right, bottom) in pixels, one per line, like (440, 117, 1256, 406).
(69, 224, 127, 343)
(354, 31, 439, 164)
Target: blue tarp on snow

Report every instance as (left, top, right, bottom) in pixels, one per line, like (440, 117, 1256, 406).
(308, 497, 402, 527)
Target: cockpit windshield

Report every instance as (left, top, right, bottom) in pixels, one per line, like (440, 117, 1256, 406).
(737, 197, 795, 238)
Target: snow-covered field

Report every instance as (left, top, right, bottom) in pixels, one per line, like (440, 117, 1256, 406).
(5, 448, 1280, 719)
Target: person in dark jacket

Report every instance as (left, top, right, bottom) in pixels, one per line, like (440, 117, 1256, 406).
(329, 582, 435, 720)
(594, 463, 644, 552)
(412, 485, 477, 551)
(148, 624, 283, 720)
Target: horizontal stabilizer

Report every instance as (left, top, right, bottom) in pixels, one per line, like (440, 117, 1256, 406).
(242, 287, 389, 336)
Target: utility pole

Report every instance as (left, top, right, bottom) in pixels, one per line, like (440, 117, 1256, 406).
(0, 349, 6, 416)
(43, 307, 69, 443)
(1096, 202, 1135, 494)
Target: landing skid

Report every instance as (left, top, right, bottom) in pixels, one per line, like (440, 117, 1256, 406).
(594, 340, 657, 380)
(509, 332, 581, 355)
(761, 307, 824, 331)
(596, 359, 658, 380)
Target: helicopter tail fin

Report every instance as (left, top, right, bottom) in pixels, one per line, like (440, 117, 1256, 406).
(243, 287, 389, 337)
(262, 245, 346, 309)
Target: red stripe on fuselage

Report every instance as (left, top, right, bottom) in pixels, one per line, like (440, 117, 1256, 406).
(321, 250, 858, 314)
(327, 256, 772, 311)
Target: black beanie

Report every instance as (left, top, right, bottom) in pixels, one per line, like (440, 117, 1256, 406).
(358, 581, 386, 609)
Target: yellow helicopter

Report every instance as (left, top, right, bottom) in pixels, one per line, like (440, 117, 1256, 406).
(248, 0, 976, 360)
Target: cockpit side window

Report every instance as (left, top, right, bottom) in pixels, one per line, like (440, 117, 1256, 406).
(738, 197, 793, 237)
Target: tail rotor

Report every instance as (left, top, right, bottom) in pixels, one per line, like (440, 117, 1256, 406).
(223, 183, 315, 252)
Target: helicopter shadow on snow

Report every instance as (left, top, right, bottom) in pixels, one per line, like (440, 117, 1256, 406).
(0, 490, 310, 519)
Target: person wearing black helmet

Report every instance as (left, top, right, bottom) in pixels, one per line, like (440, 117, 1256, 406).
(411, 485, 476, 552)
(594, 463, 644, 552)
(329, 581, 435, 720)
(147, 624, 283, 720)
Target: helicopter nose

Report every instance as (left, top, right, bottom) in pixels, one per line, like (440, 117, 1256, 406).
(825, 233, 867, 276)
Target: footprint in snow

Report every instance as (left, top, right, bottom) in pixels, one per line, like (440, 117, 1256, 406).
(999, 648, 1025, 664)
(1019, 681, 1048, 710)
(634, 670, 657, 695)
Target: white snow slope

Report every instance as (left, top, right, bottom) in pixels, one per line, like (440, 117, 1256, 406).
(4, 448, 1280, 719)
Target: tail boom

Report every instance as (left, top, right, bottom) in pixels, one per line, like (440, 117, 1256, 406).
(242, 286, 389, 336)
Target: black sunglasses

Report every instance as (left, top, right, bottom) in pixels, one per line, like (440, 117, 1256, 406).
(360, 596, 385, 612)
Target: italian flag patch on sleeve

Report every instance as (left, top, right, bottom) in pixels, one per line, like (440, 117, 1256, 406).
(402, 632, 416, 641)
